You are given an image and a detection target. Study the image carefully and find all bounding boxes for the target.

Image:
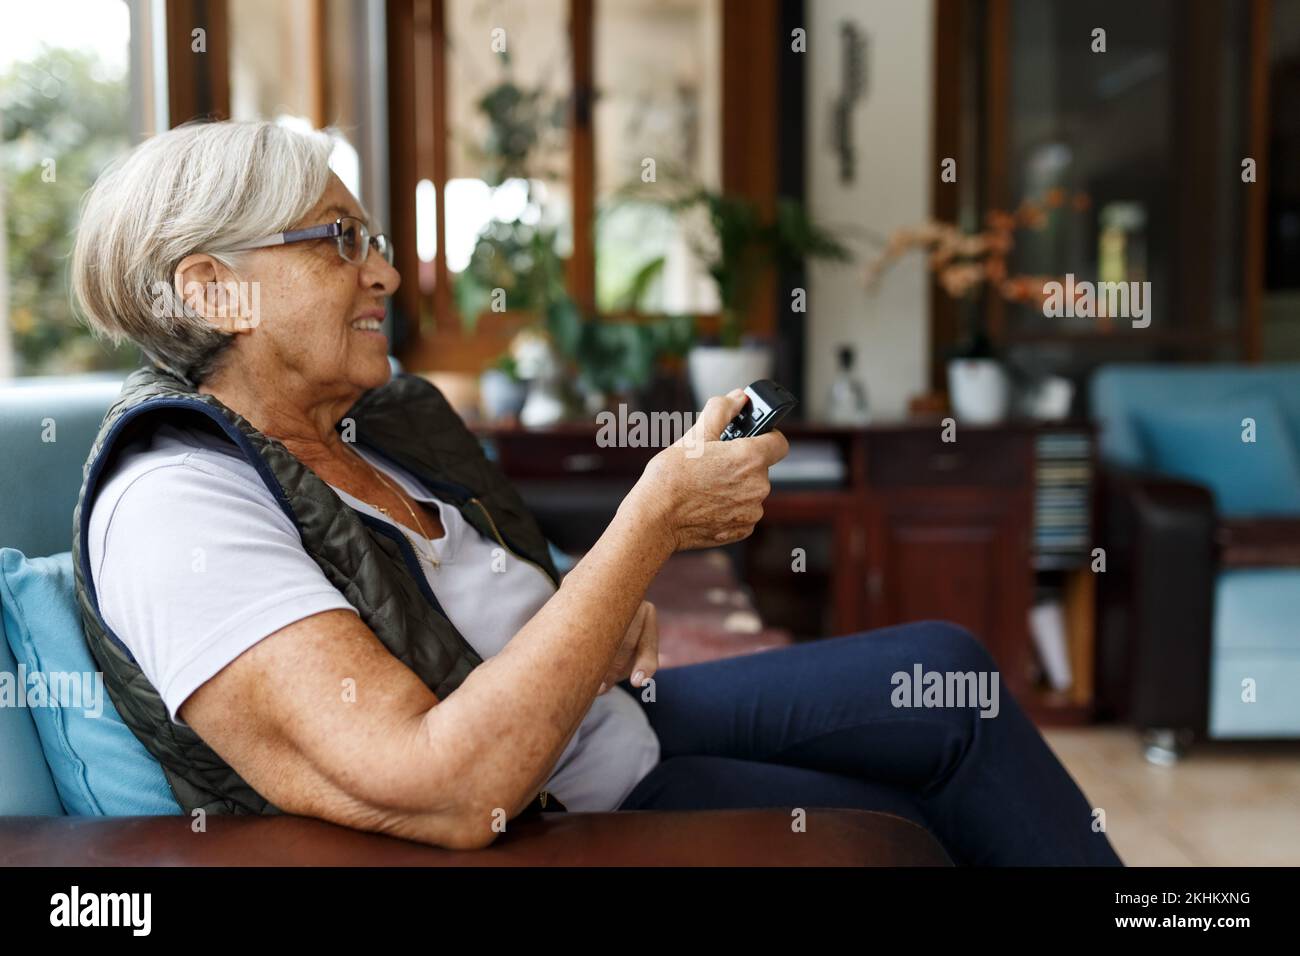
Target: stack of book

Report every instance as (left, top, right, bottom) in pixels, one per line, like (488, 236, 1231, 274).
(1034, 432, 1092, 570)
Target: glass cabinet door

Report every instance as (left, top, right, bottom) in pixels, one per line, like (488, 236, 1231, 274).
(993, 0, 1252, 362)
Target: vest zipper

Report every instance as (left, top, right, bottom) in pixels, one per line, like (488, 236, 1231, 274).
(467, 496, 555, 584)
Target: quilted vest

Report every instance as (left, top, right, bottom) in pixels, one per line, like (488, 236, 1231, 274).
(72, 363, 566, 818)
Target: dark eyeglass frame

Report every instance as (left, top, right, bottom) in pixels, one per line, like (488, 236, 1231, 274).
(227, 216, 393, 266)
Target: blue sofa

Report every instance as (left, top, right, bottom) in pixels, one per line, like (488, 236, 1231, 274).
(1090, 363, 1300, 753)
(0, 373, 126, 816)
(0, 368, 947, 865)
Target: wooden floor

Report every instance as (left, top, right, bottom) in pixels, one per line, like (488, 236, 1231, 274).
(1043, 727, 1300, 866)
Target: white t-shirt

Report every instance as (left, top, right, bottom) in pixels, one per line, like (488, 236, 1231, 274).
(86, 422, 659, 811)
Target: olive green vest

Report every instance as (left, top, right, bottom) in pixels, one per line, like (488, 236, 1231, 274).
(72, 363, 565, 817)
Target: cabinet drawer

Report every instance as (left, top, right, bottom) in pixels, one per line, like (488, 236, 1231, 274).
(868, 430, 1030, 487)
(486, 433, 656, 479)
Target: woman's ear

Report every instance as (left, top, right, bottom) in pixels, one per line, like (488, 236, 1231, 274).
(174, 254, 256, 333)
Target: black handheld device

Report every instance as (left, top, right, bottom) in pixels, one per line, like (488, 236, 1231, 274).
(719, 379, 798, 440)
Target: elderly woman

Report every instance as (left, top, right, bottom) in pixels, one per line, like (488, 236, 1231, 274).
(69, 120, 1120, 865)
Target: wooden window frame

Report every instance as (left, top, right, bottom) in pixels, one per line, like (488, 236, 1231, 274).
(166, 0, 333, 128)
(387, 0, 780, 375)
(165, 0, 231, 125)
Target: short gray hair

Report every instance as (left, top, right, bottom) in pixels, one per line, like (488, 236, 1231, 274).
(71, 120, 336, 384)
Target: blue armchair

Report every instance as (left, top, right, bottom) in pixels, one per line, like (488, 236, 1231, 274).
(1090, 363, 1300, 759)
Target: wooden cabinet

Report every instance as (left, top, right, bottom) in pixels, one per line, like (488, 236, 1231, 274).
(860, 428, 1035, 696)
(478, 419, 1085, 721)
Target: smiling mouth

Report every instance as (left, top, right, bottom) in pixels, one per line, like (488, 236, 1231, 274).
(351, 318, 384, 331)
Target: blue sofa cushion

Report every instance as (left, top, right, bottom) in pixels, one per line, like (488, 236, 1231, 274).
(1212, 568, 1300, 653)
(0, 548, 181, 816)
(1209, 652, 1300, 739)
(1091, 364, 1300, 470)
(1134, 397, 1300, 516)
(0, 593, 64, 815)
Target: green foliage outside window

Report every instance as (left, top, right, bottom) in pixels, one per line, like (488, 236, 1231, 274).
(2, 48, 140, 376)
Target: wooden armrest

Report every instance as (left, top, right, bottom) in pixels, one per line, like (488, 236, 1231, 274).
(0, 809, 950, 867)
(1216, 518, 1300, 568)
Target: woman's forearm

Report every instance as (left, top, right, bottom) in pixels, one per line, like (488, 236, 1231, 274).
(408, 395, 781, 836)
(418, 484, 675, 822)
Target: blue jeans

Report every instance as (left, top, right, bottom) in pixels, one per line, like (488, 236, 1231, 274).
(616, 621, 1123, 866)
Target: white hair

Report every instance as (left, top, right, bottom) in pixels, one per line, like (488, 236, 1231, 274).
(71, 119, 336, 383)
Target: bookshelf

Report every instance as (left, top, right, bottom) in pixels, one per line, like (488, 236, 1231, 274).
(1028, 425, 1098, 721)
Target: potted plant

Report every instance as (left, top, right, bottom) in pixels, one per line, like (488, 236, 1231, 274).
(662, 189, 851, 405)
(478, 352, 528, 422)
(946, 320, 1008, 426)
(543, 293, 694, 414)
(453, 56, 569, 333)
(863, 188, 1090, 424)
(510, 327, 570, 427)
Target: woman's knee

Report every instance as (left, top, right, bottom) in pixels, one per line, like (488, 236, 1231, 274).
(906, 620, 998, 674)
(822, 622, 1000, 707)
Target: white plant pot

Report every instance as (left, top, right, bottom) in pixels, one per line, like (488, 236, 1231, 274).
(947, 358, 1010, 425)
(519, 379, 567, 428)
(479, 369, 527, 421)
(687, 346, 774, 408)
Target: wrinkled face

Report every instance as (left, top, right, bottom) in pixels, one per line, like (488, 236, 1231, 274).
(219, 174, 400, 396)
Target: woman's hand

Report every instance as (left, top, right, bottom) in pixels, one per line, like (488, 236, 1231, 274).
(597, 599, 658, 695)
(626, 389, 790, 553)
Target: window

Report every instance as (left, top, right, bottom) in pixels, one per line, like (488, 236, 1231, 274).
(1, 0, 144, 379)
(445, 0, 573, 327)
(593, 0, 721, 316)
(227, 0, 367, 201)
(2, 0, 772, 380)
(388, 0, 733, 374)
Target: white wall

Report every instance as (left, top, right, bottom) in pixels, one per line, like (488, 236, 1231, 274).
(804, 0, 934, 419)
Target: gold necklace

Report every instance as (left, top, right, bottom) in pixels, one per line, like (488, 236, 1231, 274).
(351, 447, 441, 570)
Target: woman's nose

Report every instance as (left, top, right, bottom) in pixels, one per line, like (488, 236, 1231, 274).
(361, 252, 401, 295)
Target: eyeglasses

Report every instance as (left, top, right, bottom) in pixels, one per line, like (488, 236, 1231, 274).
(227, 216, 394, 266)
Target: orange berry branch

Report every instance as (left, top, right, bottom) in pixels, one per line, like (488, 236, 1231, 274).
(863, 188, 1092, 308)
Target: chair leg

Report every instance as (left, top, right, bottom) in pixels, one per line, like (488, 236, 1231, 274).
(1141, 728, 1193, 765)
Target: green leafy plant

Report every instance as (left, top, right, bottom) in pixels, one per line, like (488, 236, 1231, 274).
(466, 78, 567, 187)
(544, 295, 693, 396)
(454, 219, 566, 332)
(609, 255, 667, 314)
(665, 188, 853, 347)
(453, 47, 570, 332)
(452, 55, 695, 400)
(489, 351, 521, 381)
(455, 31, 569, 180)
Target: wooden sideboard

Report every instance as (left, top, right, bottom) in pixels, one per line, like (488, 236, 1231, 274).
(475, 419, 1096, 724)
